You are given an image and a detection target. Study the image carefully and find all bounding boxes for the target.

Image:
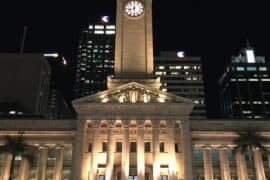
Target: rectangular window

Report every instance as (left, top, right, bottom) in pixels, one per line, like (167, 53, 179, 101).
(247, 66, 257, 71)
(236, 67, 245, 71)
(144, 142, 151, 152)
(130, 142, 137, 152)
(175, 143, 179, 153)
(161, 175, 168, 180)
(259, 67, 267, 71)
(160, 142, 165, 152)
(116, 142, 122, 152)
(99, 175, 105, 180)
(88, 143, 92, 152)
(102, 142, 107, 152)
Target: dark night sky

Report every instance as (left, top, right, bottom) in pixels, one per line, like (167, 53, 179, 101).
(1, 0, 270, 118)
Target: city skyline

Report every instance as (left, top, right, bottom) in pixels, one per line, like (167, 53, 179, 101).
(1, 0, 270, 117)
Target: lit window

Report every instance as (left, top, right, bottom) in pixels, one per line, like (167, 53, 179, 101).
(259, 67, 267, 71)
(162, 88, 167, 92)
(169, 66, 176, 69)
(105, 30, 115, 35)
(9, 111, 16, 115)
(261, 78, 270, 82)
(15, 155, 22, 161)
(106, 25, 115, 29)
(230, 79, 236, 81)
(159, 66, 165, 70)
(248, 79, 258, 81)
(94, 30, 104, 34)
(195, 100, 199, 104)
(238, 79, 247, 81)
(94, 25, 104, 29)
(247, 67, 257, 71)
(171, 72, 178, 75)
(184, 66, 190, 69)
(236, 67, 245, 71)
(176, 66, 182, 69)
(88, 25, 93, 29)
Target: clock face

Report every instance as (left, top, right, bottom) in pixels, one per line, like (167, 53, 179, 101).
(125, 1, 144, 17)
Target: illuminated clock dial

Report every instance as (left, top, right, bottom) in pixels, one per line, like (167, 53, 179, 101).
(125, 1, 144, 17)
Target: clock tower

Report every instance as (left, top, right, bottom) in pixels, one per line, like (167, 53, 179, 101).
(114, 0, 155, 80)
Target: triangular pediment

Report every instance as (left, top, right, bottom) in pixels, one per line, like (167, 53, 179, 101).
(73, 82, 194, 105)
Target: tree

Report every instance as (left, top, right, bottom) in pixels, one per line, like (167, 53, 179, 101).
(0, 135, 35, 180)
(233, 129, 270, 180)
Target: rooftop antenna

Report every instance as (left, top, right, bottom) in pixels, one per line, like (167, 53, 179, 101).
(20, 26, 28, 53)
(246, 38, 251, 49)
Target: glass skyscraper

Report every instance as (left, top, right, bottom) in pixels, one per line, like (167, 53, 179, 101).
(74, 16, 115, 98)
(219, 45, 270, 119)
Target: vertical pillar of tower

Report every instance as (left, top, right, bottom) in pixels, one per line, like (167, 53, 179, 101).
(121, 120, 130, 180)
(218, 146, 231, 180)
(36, 146, 48, 180)
(235, 151, 248, 180)
(181, 120, 194, 180)
(0, 153, 13, 180)
(202, 147, 214, 180)
(17, 157, 30, 180)
(53, 146, 64, 180)
(167, 120, 177, 180)
(71, 120, 87, 180)
(152, 120, 160, 180)
(137, 120, 145, 180)
(106, 120, 115, 180)
(91, 120, 101, 180)
(253, 149, 266, 180)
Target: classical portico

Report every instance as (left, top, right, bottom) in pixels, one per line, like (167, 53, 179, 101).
(72, 82, 195, 180)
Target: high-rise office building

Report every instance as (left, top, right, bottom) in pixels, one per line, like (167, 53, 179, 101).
(74, 16, 115, 98)
(154, 51, 206, 119)
(0, 54, 51, 118)
(219, 45, 270, 119)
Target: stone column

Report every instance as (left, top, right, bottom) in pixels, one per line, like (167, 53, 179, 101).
(71, 120, 87, 180)
(202, 146, 214, 180)
(121, 120, 130, 180)
(137, 120, 145, 180)
(181, 120, 194, 180)
(152, 120, 160, 180)
(235, 151, 248, 180)
(36, 146, 48, 180)
(0, 153, 13, 180)
(218, 146, 231, 180)
(17, 157, 30, 180)
(167, 120, 177, 180)
(53, 146, 64, 180)
(253, 149, 266, 180)
(91, 120, 101, 180)
(106, 120, 115, 180)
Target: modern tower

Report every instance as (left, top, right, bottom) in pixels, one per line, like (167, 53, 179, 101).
(155, 51, 206, 119)
(219, 44, 270, 119)
(74, 16, 116, 98)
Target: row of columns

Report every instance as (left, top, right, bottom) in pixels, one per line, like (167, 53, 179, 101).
(0, 146, 65, 180)
(74, 119, 194, 180)
(202, 146, 266, 180)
